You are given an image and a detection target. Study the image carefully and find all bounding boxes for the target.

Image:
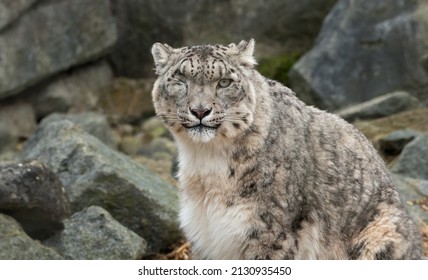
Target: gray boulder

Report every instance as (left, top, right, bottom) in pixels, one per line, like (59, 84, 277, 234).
(41, 112, 118, 149)
(0, 161, 70, 239)
(336, 91, 422, 122)
(0, 213, 63, 259)
(21, 120, 180, 252)
(390, 133, 428, 180)
(393, 175, 428, 225)
(0, 0, 37, 30)
(289, 0, 428, 110)
(0, 0, 117, 99)
(44, 206, 146, 260)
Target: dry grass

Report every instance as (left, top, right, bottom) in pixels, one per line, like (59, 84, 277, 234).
(147, 240, 191, 260)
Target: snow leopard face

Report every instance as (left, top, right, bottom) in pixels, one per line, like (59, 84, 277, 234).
(151, 39, 258, 143)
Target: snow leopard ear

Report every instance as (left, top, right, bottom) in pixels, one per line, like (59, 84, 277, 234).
(237, 39, 256, 68)
(151, 43, 174, 75)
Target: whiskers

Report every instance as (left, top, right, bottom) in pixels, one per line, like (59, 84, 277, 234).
(224, 116, 244, 122)
(224, 111, 250, 124)
(157, 112, 180, 126)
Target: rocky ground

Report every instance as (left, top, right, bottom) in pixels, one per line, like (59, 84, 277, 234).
(1, 0, 428, 259)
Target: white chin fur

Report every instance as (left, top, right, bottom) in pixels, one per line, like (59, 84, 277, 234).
(187, 126, 217, 143)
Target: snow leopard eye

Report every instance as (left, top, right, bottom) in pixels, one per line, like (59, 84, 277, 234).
(218, 79, 232, 88)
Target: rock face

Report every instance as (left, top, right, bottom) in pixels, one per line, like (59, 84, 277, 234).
(0, 0, 117, 99)
(289, 0, 428, 110)
(110, 0, 337, 77)
(0, 0, 37, 30)
(0, 161, 70, 239)
(44, 206, 147, 260)
(21, 120, 180, 252)
(336, 91, 422, 122)
(0, 213, 63, 259)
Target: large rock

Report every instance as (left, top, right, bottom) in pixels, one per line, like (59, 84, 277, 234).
(0, 213, 63, 259)
(0, 0, 117, 99)
(0, 161, 70, 239)
(336, 91, 422, 122)
(289, 0, 428, 110)
(390, 134, 428, 180)
(41, 112, 118, 149)
(110, 0, 337, 77)
(0, 0, 37, 30)
(44, 206, 146, 260)
(21, 120, 180, 252)
(25, 60, 114, 119)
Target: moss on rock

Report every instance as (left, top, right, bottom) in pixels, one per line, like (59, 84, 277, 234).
(257, 52, 302, 87)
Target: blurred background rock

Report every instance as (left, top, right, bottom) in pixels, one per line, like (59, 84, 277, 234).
(0, 0, 427, 259)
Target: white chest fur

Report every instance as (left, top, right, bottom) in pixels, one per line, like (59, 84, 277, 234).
(180, 192, 250, 259)
(176, 140, 251, 259)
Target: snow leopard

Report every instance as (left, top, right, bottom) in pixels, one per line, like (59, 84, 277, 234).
(150, 39, 421, 259)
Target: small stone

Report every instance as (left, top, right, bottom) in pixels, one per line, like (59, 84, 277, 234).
(119, 134, 144, 156)
(117, 123, 134, 136)
(142, 116, 169, 138)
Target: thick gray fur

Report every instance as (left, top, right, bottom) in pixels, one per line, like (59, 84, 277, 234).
(151, 39, 421, 259)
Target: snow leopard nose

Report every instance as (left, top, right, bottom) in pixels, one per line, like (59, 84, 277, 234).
(189, 107, 212, 120)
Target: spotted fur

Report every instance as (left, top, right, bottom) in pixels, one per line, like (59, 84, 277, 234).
(151, 39, 421, 259)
